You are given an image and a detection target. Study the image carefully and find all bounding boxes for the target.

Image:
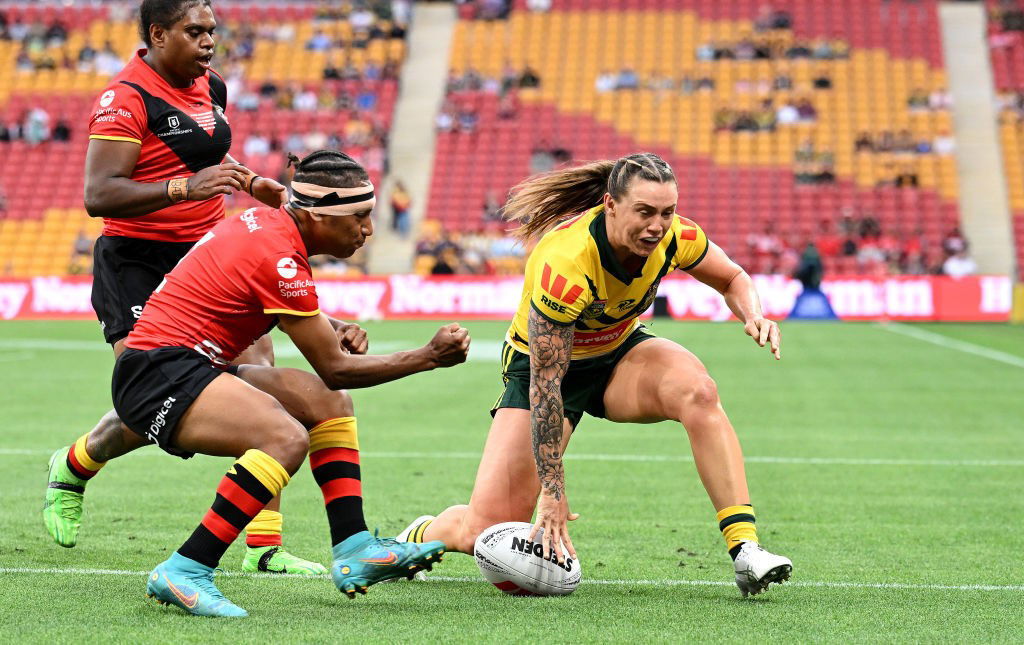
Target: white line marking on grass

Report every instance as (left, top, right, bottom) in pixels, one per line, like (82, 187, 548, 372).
(879, 323, 1024, 369)
(1, 567, 1021, 592)
(2, 448, 1022, 466)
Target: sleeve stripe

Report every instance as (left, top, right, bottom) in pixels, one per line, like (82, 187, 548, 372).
(681, 238, 710, 272)
(89, 134, 142, 145)
(264, 308, 321, 317)
(529, 300, 575, 326)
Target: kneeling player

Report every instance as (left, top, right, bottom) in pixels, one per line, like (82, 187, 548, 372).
(112, 151, 470, 617)
(400, 154, 792, 597)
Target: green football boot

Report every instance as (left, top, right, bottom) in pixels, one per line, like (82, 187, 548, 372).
(43, 447, 85, 548)
(241, 545, 328, 575)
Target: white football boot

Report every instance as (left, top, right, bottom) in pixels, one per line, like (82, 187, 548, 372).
(392, 515, 436, 581)
(732, 542, 793, 597)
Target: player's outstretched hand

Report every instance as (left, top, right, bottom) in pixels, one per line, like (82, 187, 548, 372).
(336, 323, 368, 354)
(743, 316, 781, 360)
(427, 322, 470, 367)
(530, 490, 579, 565)
(188, 163, 248, 200)
(251, 176, 287, 208)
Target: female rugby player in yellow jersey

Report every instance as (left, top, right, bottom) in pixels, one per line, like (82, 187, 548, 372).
(401, 153, 792, 596)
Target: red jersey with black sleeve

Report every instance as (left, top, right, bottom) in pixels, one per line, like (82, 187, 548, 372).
(125, 207, 320, 366)
(88, 49, 232, 242)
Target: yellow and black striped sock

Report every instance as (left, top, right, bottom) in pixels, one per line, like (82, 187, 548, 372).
(178, 449, 290, 568)
(408, 519, 433, 543)
(245, 509, 283, 548)
(308, 417, 368, 546)
(65, 433, 105, 481)
(717, 504, 758, 559)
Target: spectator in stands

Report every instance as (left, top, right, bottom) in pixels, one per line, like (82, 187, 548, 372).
(386, 181, 411, 236)
(95, 41, 123, 77)
(482, 190, 503, 222)
(795, 98, 818, 122)
(23, 106, 50, 144)
(942, 226, 968, 256)
(497, 92, 519, 119)
(812, 70, 832, 89)
(435, 103, 456, 132)
(595, 70, 616, 93)
(244, 134, 271, 157)
(735, 35, 758, 61)
(293, 86, 319, 111)
(530, 144, 556, 173)
(895, 164, 919, 188)
(854, 132, 874, 152)
(942, 250, 977, 278)
(527, 0, 552, 11)
(754, 99, 777, 130)
(519, 66, 541, 89)
(52, 119, 71, 142)
(933, 130, 956, 155)
(785, 41, 812, 59)
(616, 68, 639, 90)
(929, 87, 952, 110)
(776, 100, 799, 124)
(15, 45, 33, 72)
(696, 42, 715, 61)
(0, 183, 6, 215)
(907, 88, 930, 110)
(815, 219, 843, 258)
(306, 29, 332, 51)
(457, 107, 479, 134)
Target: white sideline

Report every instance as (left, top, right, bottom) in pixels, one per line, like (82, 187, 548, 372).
(0, 567, 1020, 592)
(2, 447, 1022, 466)
(878, 323, 1024, 369)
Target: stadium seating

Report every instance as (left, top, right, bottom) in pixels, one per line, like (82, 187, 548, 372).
(987, 0, 1024, 280)
(0, 3, 404, 276)
(426, 0, 960, 275)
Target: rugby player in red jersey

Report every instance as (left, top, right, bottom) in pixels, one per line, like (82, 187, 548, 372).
(43, 0, 336, 575)
(109, 150, 470, 617)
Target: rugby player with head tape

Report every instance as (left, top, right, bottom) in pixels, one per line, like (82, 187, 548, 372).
(400, 153, 793, 597)
(108, 149, 470, 616)
(42, 0, 353, 576)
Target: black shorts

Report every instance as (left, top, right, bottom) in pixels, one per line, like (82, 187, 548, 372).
(491, 325, 656, 428)
(112, 346, 238, 459)
(91, 235, 196, 344)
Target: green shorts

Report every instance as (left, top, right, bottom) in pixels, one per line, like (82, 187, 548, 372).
(491, 325, 656, 428)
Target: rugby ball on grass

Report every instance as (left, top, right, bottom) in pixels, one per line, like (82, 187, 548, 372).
(474, 521, 582, 596)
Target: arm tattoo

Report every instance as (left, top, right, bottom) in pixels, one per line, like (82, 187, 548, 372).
(528, 308, 574, 501)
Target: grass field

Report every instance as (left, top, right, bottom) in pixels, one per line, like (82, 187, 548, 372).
(1, 319, 1022, 642)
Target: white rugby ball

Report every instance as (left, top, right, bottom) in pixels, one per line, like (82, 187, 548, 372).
(474, 521, 582, 596)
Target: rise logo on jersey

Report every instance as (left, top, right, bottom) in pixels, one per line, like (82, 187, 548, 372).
(88, 50, 232, 243)
(125, 207, 320, 364)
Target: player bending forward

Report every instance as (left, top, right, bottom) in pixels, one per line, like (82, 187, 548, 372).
(110, 150, 470, 617)
(400, 153, 792, 597)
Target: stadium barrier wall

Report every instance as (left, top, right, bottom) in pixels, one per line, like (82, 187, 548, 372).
(0, 274, 1011, 322)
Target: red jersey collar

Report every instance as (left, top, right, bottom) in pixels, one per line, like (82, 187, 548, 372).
(278, 206, 310, 260)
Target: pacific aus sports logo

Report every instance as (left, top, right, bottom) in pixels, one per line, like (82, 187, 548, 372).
(99, 90, 115, 107)
(277, 257, 298, 279)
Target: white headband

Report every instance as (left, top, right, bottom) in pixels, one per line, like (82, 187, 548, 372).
(289, 180, 376, 217)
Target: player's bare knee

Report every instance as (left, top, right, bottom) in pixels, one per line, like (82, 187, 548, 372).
(261, 421, 309, 473)
(675, 375, 720, 418)
(311, 387, 354, 421)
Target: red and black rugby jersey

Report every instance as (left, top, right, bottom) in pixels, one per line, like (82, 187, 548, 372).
(88, 49, 232, 242)
(126, 207, 320, 366)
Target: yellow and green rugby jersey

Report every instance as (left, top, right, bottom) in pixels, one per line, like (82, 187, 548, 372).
(507, 204, 710, 360)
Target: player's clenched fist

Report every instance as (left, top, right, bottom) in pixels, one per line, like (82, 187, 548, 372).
(187, 163, 249, 200)
(427, 322, 471, 367)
